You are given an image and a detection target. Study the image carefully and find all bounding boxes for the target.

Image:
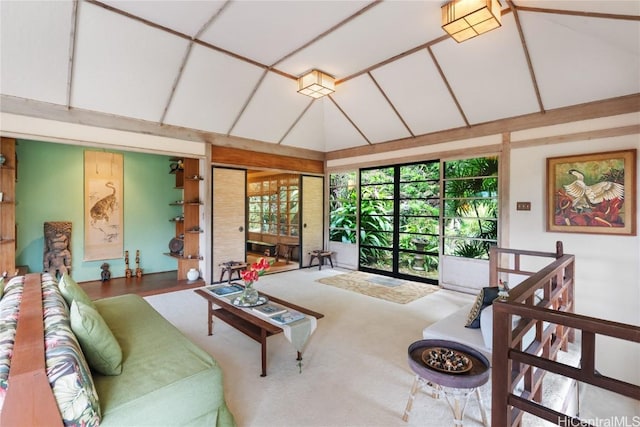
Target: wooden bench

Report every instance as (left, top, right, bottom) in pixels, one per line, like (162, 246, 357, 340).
(246, 240, 277, 257)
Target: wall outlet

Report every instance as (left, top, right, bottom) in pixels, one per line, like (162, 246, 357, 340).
(516, 202, 531, 211)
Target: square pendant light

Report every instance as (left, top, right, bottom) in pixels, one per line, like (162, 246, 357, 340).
(442, 0, 502, 43)
(297, 70, 335, 99)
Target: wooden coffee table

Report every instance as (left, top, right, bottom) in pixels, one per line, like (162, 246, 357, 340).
(194, 286, 324, 377)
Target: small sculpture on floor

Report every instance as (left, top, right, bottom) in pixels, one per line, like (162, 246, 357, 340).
(101, 263, 111, 281)
(125, 250, 132, 278)
(43, 221, 72, 279)
(135, 249, 143, 278)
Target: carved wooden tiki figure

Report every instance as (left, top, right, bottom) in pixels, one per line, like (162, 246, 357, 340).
(44, 221, 72, 279)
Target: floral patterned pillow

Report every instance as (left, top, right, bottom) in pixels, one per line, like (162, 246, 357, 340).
(0, 276, 25, 413)
(42, 273, 102, 426)
(0, 275, 102, 426)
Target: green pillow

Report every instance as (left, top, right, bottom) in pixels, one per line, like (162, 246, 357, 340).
(59, 273, 96, 310)
(70, 300, 123, 375)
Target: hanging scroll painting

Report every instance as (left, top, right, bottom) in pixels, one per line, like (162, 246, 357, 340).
(84, 151, 124, 260)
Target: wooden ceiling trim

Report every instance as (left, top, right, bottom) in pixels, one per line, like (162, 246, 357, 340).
(337, 35, 448, 85)
(271, 1, 382, 68)
(66, 0, 79, 109)
(328, 143, 503, 171)
(227, 70, 269, 137)
(85, 0, 295, 81)
(278, 99, 314, 144)
(515, 6, 640, 22)
(368, 72, 414, 137)
(1, 94, 209, 142)
(499, 132, 511, 248)
(328, 95, 372, 145)
(86, 0, 191, 39)
(211, 134, 325, 160)
(512, 124, 640, 149)
(337, 8, 514, 85)
(211, 145, 324, 174)
(427, 46, 470, 127)
(508, 0, 544, 114)
(194, 0, 231, 39)
(0, 95, 326, 160)
(326, 93, 640, 160)
(193, 41, 293, 80)
(160, 42, 194, 124)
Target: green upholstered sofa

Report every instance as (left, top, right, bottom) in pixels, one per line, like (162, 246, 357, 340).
(0, 273, 235, 427)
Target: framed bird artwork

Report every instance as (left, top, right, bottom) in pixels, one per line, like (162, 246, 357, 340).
(547, 149, 636, 235)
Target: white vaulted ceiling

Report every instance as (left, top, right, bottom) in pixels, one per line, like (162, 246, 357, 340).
(1, 0, 639, 154)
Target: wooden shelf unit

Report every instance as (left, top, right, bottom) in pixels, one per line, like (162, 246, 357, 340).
(0, 138, 16, 276)
(168, 157, 202, 280)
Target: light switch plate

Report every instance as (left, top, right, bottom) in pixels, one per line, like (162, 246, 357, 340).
(516, 202, 531, 211)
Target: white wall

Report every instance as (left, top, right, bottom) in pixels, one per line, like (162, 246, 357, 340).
(510, 132, 640, 384)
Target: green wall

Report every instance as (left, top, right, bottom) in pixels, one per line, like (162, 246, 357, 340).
(16, 140, 182, 281)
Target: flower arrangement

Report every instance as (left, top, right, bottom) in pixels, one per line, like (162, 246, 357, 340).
(237, 258, 272, 305)
(240, 257, 271, 287)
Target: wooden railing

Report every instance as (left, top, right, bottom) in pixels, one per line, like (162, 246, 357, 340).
(490, 242, 640, 426)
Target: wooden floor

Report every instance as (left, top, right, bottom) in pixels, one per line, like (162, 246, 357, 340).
(79, 261, 301, 300)
(79, 271, 205, 300)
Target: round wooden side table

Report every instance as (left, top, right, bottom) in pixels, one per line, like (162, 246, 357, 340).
(402, 339, 490, 426)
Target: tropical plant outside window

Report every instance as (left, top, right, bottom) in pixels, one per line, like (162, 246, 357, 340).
(442, 156, 499, 259)
(398, 162, 440, 278)
(328, 156, 498, 284)
(248, 174, 299, 237)
(359, 162, 440, 282)
(329, 172, 357, 243)
(360, 167, 395, 273)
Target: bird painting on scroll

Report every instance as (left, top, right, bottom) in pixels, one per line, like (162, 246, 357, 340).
(547, 150, 636, 236)
(84, 151, 124, 260)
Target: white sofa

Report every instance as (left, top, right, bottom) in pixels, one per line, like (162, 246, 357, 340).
(422, 289, 540, 365)
(421, 302, 493, 362)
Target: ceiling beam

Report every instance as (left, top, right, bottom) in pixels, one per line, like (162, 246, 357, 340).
(368, 72, 414, 138)
(508, 0, 545, 114)
(160, 43, 194, 124)
(515, 6, 640, 21)
(0, 94, 325, 160)
(326, 93, 640, 160)
(278, 99, 314, 145)
(226, 70, 269, 137)
(84, 0, 295, 80)
(159, 1, 232, 125)
(328, 96, 371, 145)
(427, 46, 470, 128)
(65, 0, 79, 109)
(271, 1, 382, 69)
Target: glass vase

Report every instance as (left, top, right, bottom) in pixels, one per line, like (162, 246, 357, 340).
(239, 283, 259, 305)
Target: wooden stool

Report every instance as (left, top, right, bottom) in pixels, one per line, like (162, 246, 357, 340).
(219, 262, 247, 283)
(276, 243, 297, 264)
(308, 250, 333, 270)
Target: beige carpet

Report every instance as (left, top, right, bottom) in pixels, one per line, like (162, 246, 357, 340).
(144, 268, 631, 427)
(316, 271, 440, 304)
